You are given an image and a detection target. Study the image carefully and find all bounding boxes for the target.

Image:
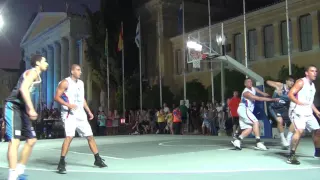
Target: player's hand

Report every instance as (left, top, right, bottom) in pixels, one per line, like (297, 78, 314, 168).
(88, 112, 94, 120)
(68, 104, 77, 110)
(27, 108, 38, 120)
(272, 98, 280, 102)
(315, 112, 320, 119)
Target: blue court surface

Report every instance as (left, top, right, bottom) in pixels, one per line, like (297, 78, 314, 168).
(0, 135, 319, 180)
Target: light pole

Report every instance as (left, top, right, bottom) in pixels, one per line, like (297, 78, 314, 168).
(216, 28, 226, 136)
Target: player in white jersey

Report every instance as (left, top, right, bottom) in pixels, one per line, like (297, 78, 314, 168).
(54, 64, 107, 174)
(231, 78, 279, 150)
(287, 65, 320, 165)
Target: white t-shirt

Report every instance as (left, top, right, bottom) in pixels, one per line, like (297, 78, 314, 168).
(290, 77, 316, 116)
(60, 77, 86, 119)
(239, 87, 256, 112)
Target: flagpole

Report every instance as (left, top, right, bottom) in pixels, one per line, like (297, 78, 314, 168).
(182, 0, 186, 102)
(106, 29, 110, 114)
(243, 0, 248, 68)
(121, 22, 125, 116)
(138, 16, 143, 111)
(286, 0, 292, 75)
(208, 0, 214, 104)
(158, 9, 163, 107)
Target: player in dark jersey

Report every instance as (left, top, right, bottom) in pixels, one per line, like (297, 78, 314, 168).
(267, 76, 295, 149)
(4, 54, 48, 180)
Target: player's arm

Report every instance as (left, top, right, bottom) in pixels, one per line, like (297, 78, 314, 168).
(288, 79, 305, 105)
(254, 87, 270, 97)
(266, 80, 282, 90)
(312, 104, 320, 115)
(243, 91, 277, 102)
(83, 99, 94, 120)
(54, 80, 73, 109)
(19, 70, 38, 111)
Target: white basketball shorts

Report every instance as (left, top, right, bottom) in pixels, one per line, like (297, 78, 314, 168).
(290, 111, 320, 132)
(237, 106, 259, 130)
(62, 111, 93, 137)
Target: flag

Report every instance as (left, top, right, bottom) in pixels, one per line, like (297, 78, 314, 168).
(135, 18, 140, 48)
(105, 28, 108, 56)
(178, 3, 183, 34)
(117, 22, 123, 52)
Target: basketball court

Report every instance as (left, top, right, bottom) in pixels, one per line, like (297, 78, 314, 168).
(0, 135, 319, 180)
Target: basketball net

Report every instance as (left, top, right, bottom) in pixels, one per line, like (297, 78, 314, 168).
(189, 49, 202, 68)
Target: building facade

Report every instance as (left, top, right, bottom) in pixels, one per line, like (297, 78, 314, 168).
(135, 0, 250, 84)
(20, 12, 99, 110)
(168, 0, 320, 103)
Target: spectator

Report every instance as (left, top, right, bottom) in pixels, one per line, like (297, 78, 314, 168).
(172, 107, 182, 135)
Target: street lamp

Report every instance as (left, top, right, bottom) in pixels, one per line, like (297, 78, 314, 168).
(215, 34, 226, 55)
(0, 14, 4, 30)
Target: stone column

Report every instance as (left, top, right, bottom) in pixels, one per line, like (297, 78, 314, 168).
(41, 49, 47, 107)
(60, 38, 69, 79)
(53, 42, 61, 90)
(47, 46, 54, 108)
(53, 42, 61, 108)
(291, 17, 300, 53)
(256, 27, 264, 60)
(311, 11, 320, 49)
(68, 36, 77, 67)
(273, 22, 281, 56)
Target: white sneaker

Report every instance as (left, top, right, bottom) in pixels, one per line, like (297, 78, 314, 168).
(231, 139, 242, 150)
(282, 139, 290, 149)
(254, 142, 268, 151)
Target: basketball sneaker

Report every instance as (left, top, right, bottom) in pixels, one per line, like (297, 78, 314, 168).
(94, 156, 107, 167)
(231, 139, 242, 150)
(18, 174, 28, 180)
(57, 160, 66, 174)
(254, 142, 268, 150)
(287, 154, 300, 165)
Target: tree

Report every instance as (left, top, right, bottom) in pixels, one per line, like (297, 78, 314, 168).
(277, 64, 305, 82)
(207, 70, 246, 103)
(181, 79, 208, 103)
(82, 1, 122, 91)
(143, 85, 174, 109)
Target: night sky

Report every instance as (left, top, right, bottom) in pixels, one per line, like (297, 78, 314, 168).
(0, 0, 99, 69)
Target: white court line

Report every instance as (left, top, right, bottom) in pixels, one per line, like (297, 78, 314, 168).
(158, 141, 229, 148)
(47, 149, 125, 160)
(0, 165, 319, 174)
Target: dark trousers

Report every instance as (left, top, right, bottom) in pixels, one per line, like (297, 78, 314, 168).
(158, 122, 166, 134)
(173, 122, 182, 135)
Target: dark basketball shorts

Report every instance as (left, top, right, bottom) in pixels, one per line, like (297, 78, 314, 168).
(4, 102, 36, 140)
(268, 106, 290, 123)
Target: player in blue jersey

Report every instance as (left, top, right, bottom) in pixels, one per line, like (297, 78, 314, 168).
(4, 54, 48, 180)
(267, 76, 295, 149)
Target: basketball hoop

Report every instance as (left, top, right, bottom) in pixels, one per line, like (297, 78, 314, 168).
(189, 49, 202, 68)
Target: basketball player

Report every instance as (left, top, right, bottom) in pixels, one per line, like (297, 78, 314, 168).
(287, 65, 320, 165)
(4, 54, 48, 180)
(54, 64, 107, 174)
(231, 78, 279, 150)
(267, 77, 296, 148)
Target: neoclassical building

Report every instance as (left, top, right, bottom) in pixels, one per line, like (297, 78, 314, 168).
(20, 12, 99, 110)
(168, 0, 320, 104)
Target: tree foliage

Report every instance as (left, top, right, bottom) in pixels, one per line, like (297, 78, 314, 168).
(82, 1, 122, 90)
(143, 85, 175, 109)
(277, 64, 305, 82)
